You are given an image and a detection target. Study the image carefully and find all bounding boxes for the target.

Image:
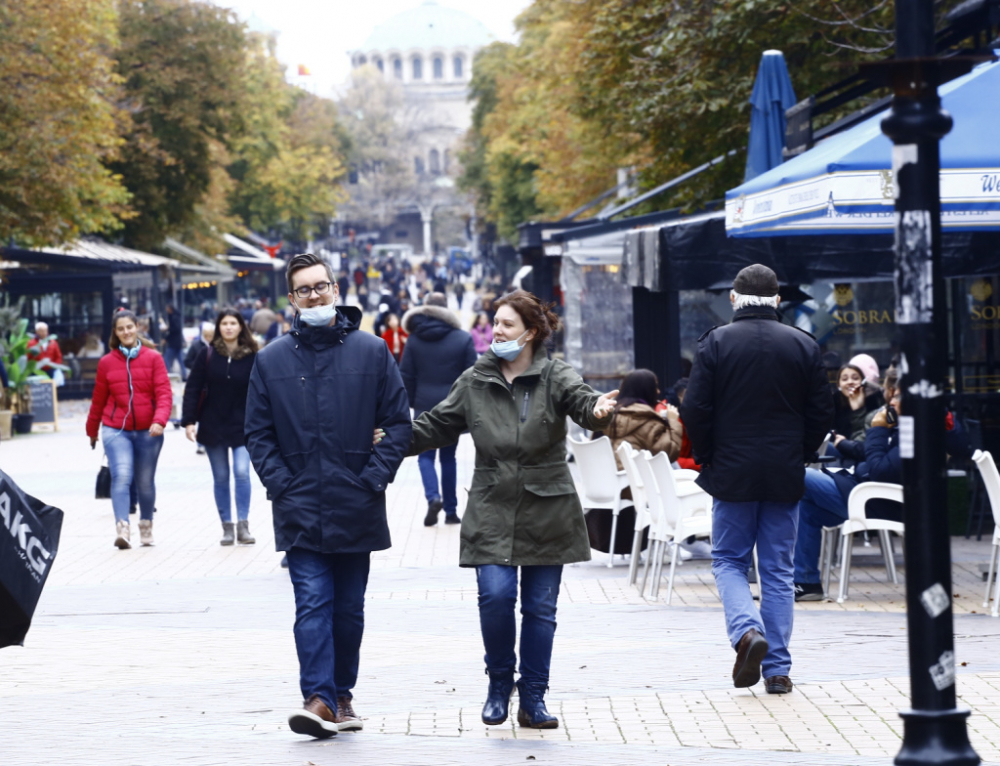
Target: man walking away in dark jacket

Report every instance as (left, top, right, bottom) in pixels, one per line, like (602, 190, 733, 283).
(400, 292, 477, 525)
(163, 304, 187, 381)
(681, 264, 833, 697)
(245, 253, 411, 739)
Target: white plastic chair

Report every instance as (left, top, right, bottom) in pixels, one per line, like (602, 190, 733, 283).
(639, 450, 713, 603)
(825, 482, 904, 603)
(972, 450, 1000, 616)
(568, 437, 629, 567)
(616, 442, 650, 586)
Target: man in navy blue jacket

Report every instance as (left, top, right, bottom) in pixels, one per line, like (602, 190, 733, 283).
(793, 385, 972, 600)
(245, 253, 411, 739)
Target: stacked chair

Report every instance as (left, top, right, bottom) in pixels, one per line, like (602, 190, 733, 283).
(567, 436, 629, 567)
(973, 450, 1000, 616)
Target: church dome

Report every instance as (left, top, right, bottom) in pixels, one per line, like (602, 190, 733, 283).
(360, 1, 493, 53)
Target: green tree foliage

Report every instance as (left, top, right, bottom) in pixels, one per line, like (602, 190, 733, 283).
(111, 0, 247, 252)
(463, 0, 963, 231)
(0, 0, 131, 246)
(227, 35, 347, 243)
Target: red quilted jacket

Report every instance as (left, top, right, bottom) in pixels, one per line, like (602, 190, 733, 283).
(86, 347, 173, 439)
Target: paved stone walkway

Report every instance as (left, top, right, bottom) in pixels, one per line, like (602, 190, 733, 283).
(1, 404, 999, 765)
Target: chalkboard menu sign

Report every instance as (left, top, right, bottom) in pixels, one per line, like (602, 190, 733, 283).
(28, 378, 58, 430)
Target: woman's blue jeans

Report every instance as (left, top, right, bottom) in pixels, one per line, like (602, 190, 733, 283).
(475, 564, 563, 688)
(204, 444, 252, 523)
(102, 426, 163, 523)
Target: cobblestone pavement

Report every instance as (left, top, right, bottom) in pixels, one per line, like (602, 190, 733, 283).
(1, 404, 999, 765)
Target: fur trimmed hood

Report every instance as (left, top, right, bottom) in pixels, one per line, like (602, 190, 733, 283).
(401, 304, 461, 335)
(212, 336, 255, 361)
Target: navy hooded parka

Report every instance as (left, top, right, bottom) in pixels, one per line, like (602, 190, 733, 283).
(245, 306, 412, 553)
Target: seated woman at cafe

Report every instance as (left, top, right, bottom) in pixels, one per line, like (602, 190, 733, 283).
(829, 358, 885, 465)
(793, 376, 972, 601)
(600, 369, 682, 469)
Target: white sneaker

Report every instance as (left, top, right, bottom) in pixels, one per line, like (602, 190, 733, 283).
(115, 520, 131, 549)
(680, 539, 714, 560)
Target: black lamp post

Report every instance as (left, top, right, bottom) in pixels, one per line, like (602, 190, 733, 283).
(873, 1, 980, 763)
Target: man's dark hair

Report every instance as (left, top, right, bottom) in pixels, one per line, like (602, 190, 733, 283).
(286, 253, 334, 291)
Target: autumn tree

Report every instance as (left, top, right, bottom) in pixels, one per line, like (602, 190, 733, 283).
(463, 0, 966, 234)
(110, 0, 247, 252)
(227, 34, 348, 245)
(0, 0, 131, 246)
(337, 66, 420, 231)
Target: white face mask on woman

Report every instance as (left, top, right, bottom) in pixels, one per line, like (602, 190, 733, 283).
(491, 330, 529, 361)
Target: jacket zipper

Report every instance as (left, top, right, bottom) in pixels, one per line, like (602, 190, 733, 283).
(520, 389, 531, 423)
(226, 356, 232, 379)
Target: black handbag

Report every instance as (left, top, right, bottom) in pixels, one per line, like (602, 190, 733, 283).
(95, 458, 111, 499)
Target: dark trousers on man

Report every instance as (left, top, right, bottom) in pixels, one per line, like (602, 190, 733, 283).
(286, 549, 371, 711)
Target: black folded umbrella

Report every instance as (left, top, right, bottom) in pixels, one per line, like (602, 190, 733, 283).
(0, 468, 63, 648)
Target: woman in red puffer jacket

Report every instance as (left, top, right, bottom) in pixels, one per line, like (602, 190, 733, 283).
(86, 309, 172, 550)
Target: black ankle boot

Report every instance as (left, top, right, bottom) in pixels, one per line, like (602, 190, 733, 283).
(516, 680, 559, 729)
(481, 670, 514, 725)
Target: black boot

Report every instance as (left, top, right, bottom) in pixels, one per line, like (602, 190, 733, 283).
(481, 670, 514, 725)
(516, 679, 559, 729)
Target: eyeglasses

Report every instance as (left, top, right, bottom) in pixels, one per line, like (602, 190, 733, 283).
(292, 281, 333, 299)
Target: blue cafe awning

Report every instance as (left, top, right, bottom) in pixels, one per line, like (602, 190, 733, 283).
(725, 57, 1000, 237)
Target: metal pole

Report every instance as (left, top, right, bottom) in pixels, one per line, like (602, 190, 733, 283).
(880, 1, 979, 763)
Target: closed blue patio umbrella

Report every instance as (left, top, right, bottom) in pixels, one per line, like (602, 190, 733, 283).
(744, 50, 797, 182)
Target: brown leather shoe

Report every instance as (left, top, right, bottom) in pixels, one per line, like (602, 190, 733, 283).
(732, 628, 769, 688)
(765, 675, 793, 694)
(288, 695, 339, 739)
(335, 695, 363, 731)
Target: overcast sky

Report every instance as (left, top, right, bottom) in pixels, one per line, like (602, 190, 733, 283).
(211, 0, 533, 97)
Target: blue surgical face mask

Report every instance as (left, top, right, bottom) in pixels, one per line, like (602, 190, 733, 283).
(491, 330, 530, 361)
(297, 302, 337, 327)
(119, 344, 140, 360)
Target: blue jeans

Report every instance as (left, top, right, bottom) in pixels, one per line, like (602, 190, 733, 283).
(286, 549, 370, 709)
(102, 425, 164, 523)
(712, 499, 798, 678)
(793, 469, 849, 584)
(476, 564, 563, 687)
(418, 443, 458, 515)
(163, 346, 186, 380)
(204, 444, 252, 523)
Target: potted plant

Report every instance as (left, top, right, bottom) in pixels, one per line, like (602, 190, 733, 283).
(3, 318, 41, 433)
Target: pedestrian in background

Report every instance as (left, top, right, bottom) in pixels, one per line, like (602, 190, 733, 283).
(409, 290, 618, 729)
(681, 264, 832, 696)
(470, 312, 493, 355)
(400, 292, 476, 526)
(246, 253, 411, 739)
(162, 304, 187, 381)
(379, 313, 407, 363)
(86, 309, 172, 549)
(181, 310, 259, 546)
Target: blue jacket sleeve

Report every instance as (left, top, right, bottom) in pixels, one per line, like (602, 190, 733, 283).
(244, 356, 295, 500)
(945, 417, 973, 461)
(0, 358, 8, 389)
(398, 340, 417, 410)
(358, 341, 413, 493)
(863, 426, 901, 484)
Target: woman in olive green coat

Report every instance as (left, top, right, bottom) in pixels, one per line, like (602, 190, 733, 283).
(409, 290, 617, 730)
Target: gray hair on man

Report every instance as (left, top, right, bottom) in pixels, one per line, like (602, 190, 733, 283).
(35, 321, 49, 332)
(730, 264, 781, 312)
(730, 290, 780, 311)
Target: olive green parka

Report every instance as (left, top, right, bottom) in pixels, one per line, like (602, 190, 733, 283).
(410, 347, 611, 567)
